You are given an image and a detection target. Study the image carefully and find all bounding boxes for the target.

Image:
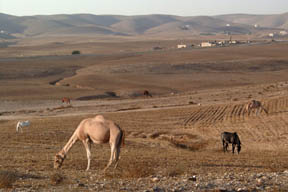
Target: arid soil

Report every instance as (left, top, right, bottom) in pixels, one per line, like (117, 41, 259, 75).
(1, 40, 288, 191)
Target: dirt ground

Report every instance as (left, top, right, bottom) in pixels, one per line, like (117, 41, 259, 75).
(1, 39, 288, 191)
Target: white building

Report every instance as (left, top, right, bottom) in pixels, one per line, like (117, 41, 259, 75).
(200, 42, 216, 47)
(177, 44, 187, 49)
(280, 31, 288, 36)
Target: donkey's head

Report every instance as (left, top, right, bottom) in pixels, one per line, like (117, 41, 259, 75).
(54, 152, 66, 169)
(233, 132, 241, 154)
(237, 144, 241, 154)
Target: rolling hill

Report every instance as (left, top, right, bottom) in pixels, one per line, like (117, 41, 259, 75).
(0, 12, 287, 38)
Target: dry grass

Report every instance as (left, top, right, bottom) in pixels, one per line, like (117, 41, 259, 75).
(148, 131, 169, 139)
(0, 170, 18, 188)
(163, 164, 186, 177)
(169, 138, 208, 151)
(50, 172, 65, 185)
(104, 164, 155, 179)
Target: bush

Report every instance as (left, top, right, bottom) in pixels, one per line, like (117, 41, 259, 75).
(50, 172, 64, 185)
(0, 170, 18, 188)
(72, 50, 81, 55)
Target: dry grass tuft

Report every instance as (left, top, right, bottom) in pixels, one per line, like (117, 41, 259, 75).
(121, 164, 155, 178)
(163, 164, 186, 177)
(105, 164, 155, 179)
(50, 172, 64, 185)
(148, 131, 169, 139)
(0, 170, 18, 188)
(169, 137, 207, 151)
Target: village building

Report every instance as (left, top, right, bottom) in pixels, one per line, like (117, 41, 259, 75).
(177, 44, 187, 49)
(200, 42, 216, 47)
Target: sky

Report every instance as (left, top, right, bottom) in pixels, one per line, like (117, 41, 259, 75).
(0, 0, 288, 17)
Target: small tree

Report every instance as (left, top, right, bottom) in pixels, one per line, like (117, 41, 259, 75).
(72, 50, 81, 55)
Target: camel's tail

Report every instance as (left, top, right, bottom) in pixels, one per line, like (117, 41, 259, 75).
(120, 129, 125, 147)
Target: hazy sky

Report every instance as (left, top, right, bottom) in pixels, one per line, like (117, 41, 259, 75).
(0, 0, 287, 16)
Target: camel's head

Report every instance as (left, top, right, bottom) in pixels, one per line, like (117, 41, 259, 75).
(54, 152, 65, 169)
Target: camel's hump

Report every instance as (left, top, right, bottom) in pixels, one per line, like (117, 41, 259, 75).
(93, 115, 105, 121)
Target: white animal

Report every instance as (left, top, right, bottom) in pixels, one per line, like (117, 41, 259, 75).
(16, 120, 30, 133)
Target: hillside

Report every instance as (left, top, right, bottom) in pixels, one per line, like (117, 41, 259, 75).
(0, 12, 287, 38)
(216, 12, 288, 29)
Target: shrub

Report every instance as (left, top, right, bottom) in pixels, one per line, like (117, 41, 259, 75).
(50, 172, 64, 185)
(0, 170, 18, 188)
(72, 50, 81, 55)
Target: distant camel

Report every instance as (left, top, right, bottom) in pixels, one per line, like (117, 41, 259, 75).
(62, 97, 71, 105)
(143, 90, 152, 97)
(245, 100, 268, 115)
(54, 115, 125, 171)
(16, 120, 30, 133)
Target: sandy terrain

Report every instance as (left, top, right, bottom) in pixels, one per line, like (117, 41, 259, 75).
(1, 39, 288, 191)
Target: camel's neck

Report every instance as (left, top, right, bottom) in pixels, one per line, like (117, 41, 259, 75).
(60, 131, 78, 156)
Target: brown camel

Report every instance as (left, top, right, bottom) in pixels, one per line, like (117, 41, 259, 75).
(62, 97, 71, 105)
(54, 115, 125, 171)
(245, 100, 268, 115)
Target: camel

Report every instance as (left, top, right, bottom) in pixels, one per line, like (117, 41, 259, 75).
(62, 97, 71, 105)
(16, 120, 30, 133)
(54, 115, 125, 171)
(245, 100, 268, 115)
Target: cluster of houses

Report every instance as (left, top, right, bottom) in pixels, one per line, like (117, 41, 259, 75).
(176, 39, 243, 49)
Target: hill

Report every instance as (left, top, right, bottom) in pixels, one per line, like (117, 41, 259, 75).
(0, 12, 287, 38)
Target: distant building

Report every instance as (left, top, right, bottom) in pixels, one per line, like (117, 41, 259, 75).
(200, 42, 216, 47)
(268, 33, 274, 37)
(254, 24, 259, 28)
(280, 31, 288, 36)
(230, 40, 239, 44)
(226, 24, 230, 27)
(217, 41, 225, 46)
(177, 44, 187, 49)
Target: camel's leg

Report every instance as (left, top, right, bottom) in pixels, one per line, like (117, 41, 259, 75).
(114, 147, 121, 169)
(103, 143, 115, 171)
(82, 139, 91, 171)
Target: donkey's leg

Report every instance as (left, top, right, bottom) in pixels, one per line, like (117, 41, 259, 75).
(232, 144, 235, 154)
(261, 106, 268, 114)
(256, 108, 260, 115)
(223, 142, 228, 152)
(222, 141, 226, 152)
(103, 143, 115, 171)
(82, 139, 91, 171)
(226, 143, 229, 152)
